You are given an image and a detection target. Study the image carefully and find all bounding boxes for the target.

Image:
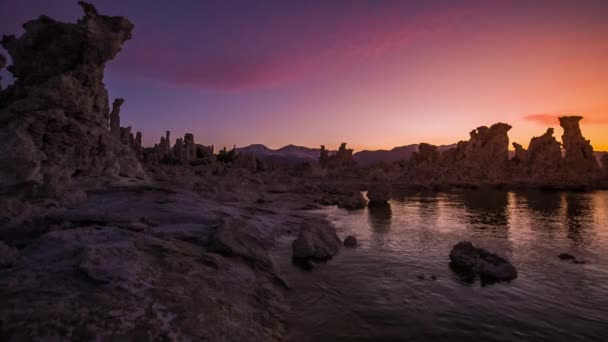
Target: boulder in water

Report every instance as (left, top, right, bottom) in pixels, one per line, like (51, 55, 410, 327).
(449, 241, 517, 282)
(292, 219, 341, 261)
(367, 183, 391, 206)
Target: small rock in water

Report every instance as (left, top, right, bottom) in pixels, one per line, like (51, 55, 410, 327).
(344, 235, 357, 247)
(558, 253, 576, 260)
(292, 219, 341, 261)
(449, 241, 517, 282)
(573, 259, 587, 265)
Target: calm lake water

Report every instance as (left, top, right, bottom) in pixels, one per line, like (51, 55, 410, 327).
(284, 189, 608, 341)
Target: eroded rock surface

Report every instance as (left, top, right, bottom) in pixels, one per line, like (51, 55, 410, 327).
(0, 2, 144, 212)
(292, 219, 341, 261)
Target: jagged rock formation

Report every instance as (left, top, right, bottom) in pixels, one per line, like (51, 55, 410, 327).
(511, 142, 527, 164)
(511, 128, 563, 185)
(444, 123, 512, 184)
(319, 143, 355, 168)
(402, 123, 511, 186)
(406, 143, 440, 183)
(367, 168, 391, 205)
(0, 2, 144, 208)
(559, 116, 601, 185)
(397, 117, 602, 189)
(508, 117, 601, 188)
(145, 131, 212, 165)
(109, 98, 124, 138)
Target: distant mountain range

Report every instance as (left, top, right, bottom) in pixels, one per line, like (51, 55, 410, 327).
(235, 144, 330, 165)
(237, 143, 608, 167)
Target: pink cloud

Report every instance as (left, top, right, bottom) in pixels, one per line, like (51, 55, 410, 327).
(523, 113, 608, 125)
(109, 3, 495, 92)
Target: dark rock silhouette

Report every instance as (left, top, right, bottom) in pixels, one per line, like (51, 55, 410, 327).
(336, 191, 367, 210)
(367, 168, 391, 205)
(292, 219, 341, 260)
(449, 241, 517, 282)
(320, 142, 355, 168)
(559, 116, 601, 185)
(0, 1, 143, 208)
(344, 235, 358, 247)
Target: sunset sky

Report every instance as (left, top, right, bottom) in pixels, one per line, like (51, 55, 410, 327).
(1, 0, 607, 151)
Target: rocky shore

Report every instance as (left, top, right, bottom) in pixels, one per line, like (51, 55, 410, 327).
(0, 2, 607, 341)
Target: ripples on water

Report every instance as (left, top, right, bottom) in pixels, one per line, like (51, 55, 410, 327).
(283, 189, 608, 341)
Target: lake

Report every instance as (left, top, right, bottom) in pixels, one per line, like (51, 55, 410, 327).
(284, 189, 608, 341)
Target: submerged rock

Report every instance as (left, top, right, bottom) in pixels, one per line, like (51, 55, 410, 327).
(292, 219, 341, 261)
(449, 241, 517, 282)
(343, 235, 357, 247)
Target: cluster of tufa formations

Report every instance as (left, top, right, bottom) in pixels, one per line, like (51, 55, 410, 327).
(0, 2, 607, 340)
(396, 117, 606, 189)
(0, 2, 143, 208)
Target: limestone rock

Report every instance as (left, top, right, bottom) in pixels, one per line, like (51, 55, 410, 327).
(319, 143, 355, 168)
(449, 241, 517, 282)
(367, 184, 391, 206)
(559, 116, 601, 185)
(336, 191, 367, 210)
(109, 98, 124, 139)
(0, 1, 144, 203)
(292, 220, 341, 260)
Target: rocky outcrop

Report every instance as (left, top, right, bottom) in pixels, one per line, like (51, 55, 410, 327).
(0, 1, 144, 206)
(109, 98, 124, 139)
(559, 116, 601, 185)
(511, 142, 527, 164)
(406, 143, 440, 183)
(397, 117, 602, 189)
(292, 219, 341, 260)
(445, 123, 512, 184)
(449, 241, 517, 282)
(336, 191, 367, 210)
(509, 117, 601, 188)
(319, 143, 355, 168)
(367, 168, 391, 205)
(403, 123, 512, 186)
(146, 131, 213, 165)
(511, 128, 562, 186)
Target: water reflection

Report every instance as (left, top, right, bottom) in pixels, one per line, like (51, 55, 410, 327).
(368, 203, 392, 234)
(519, 190, 562, 215)
(458, 189, 509, 227)
(565, 193, 595, 247)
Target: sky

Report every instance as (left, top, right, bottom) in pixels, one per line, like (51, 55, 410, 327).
(1, 0, 607, 151)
